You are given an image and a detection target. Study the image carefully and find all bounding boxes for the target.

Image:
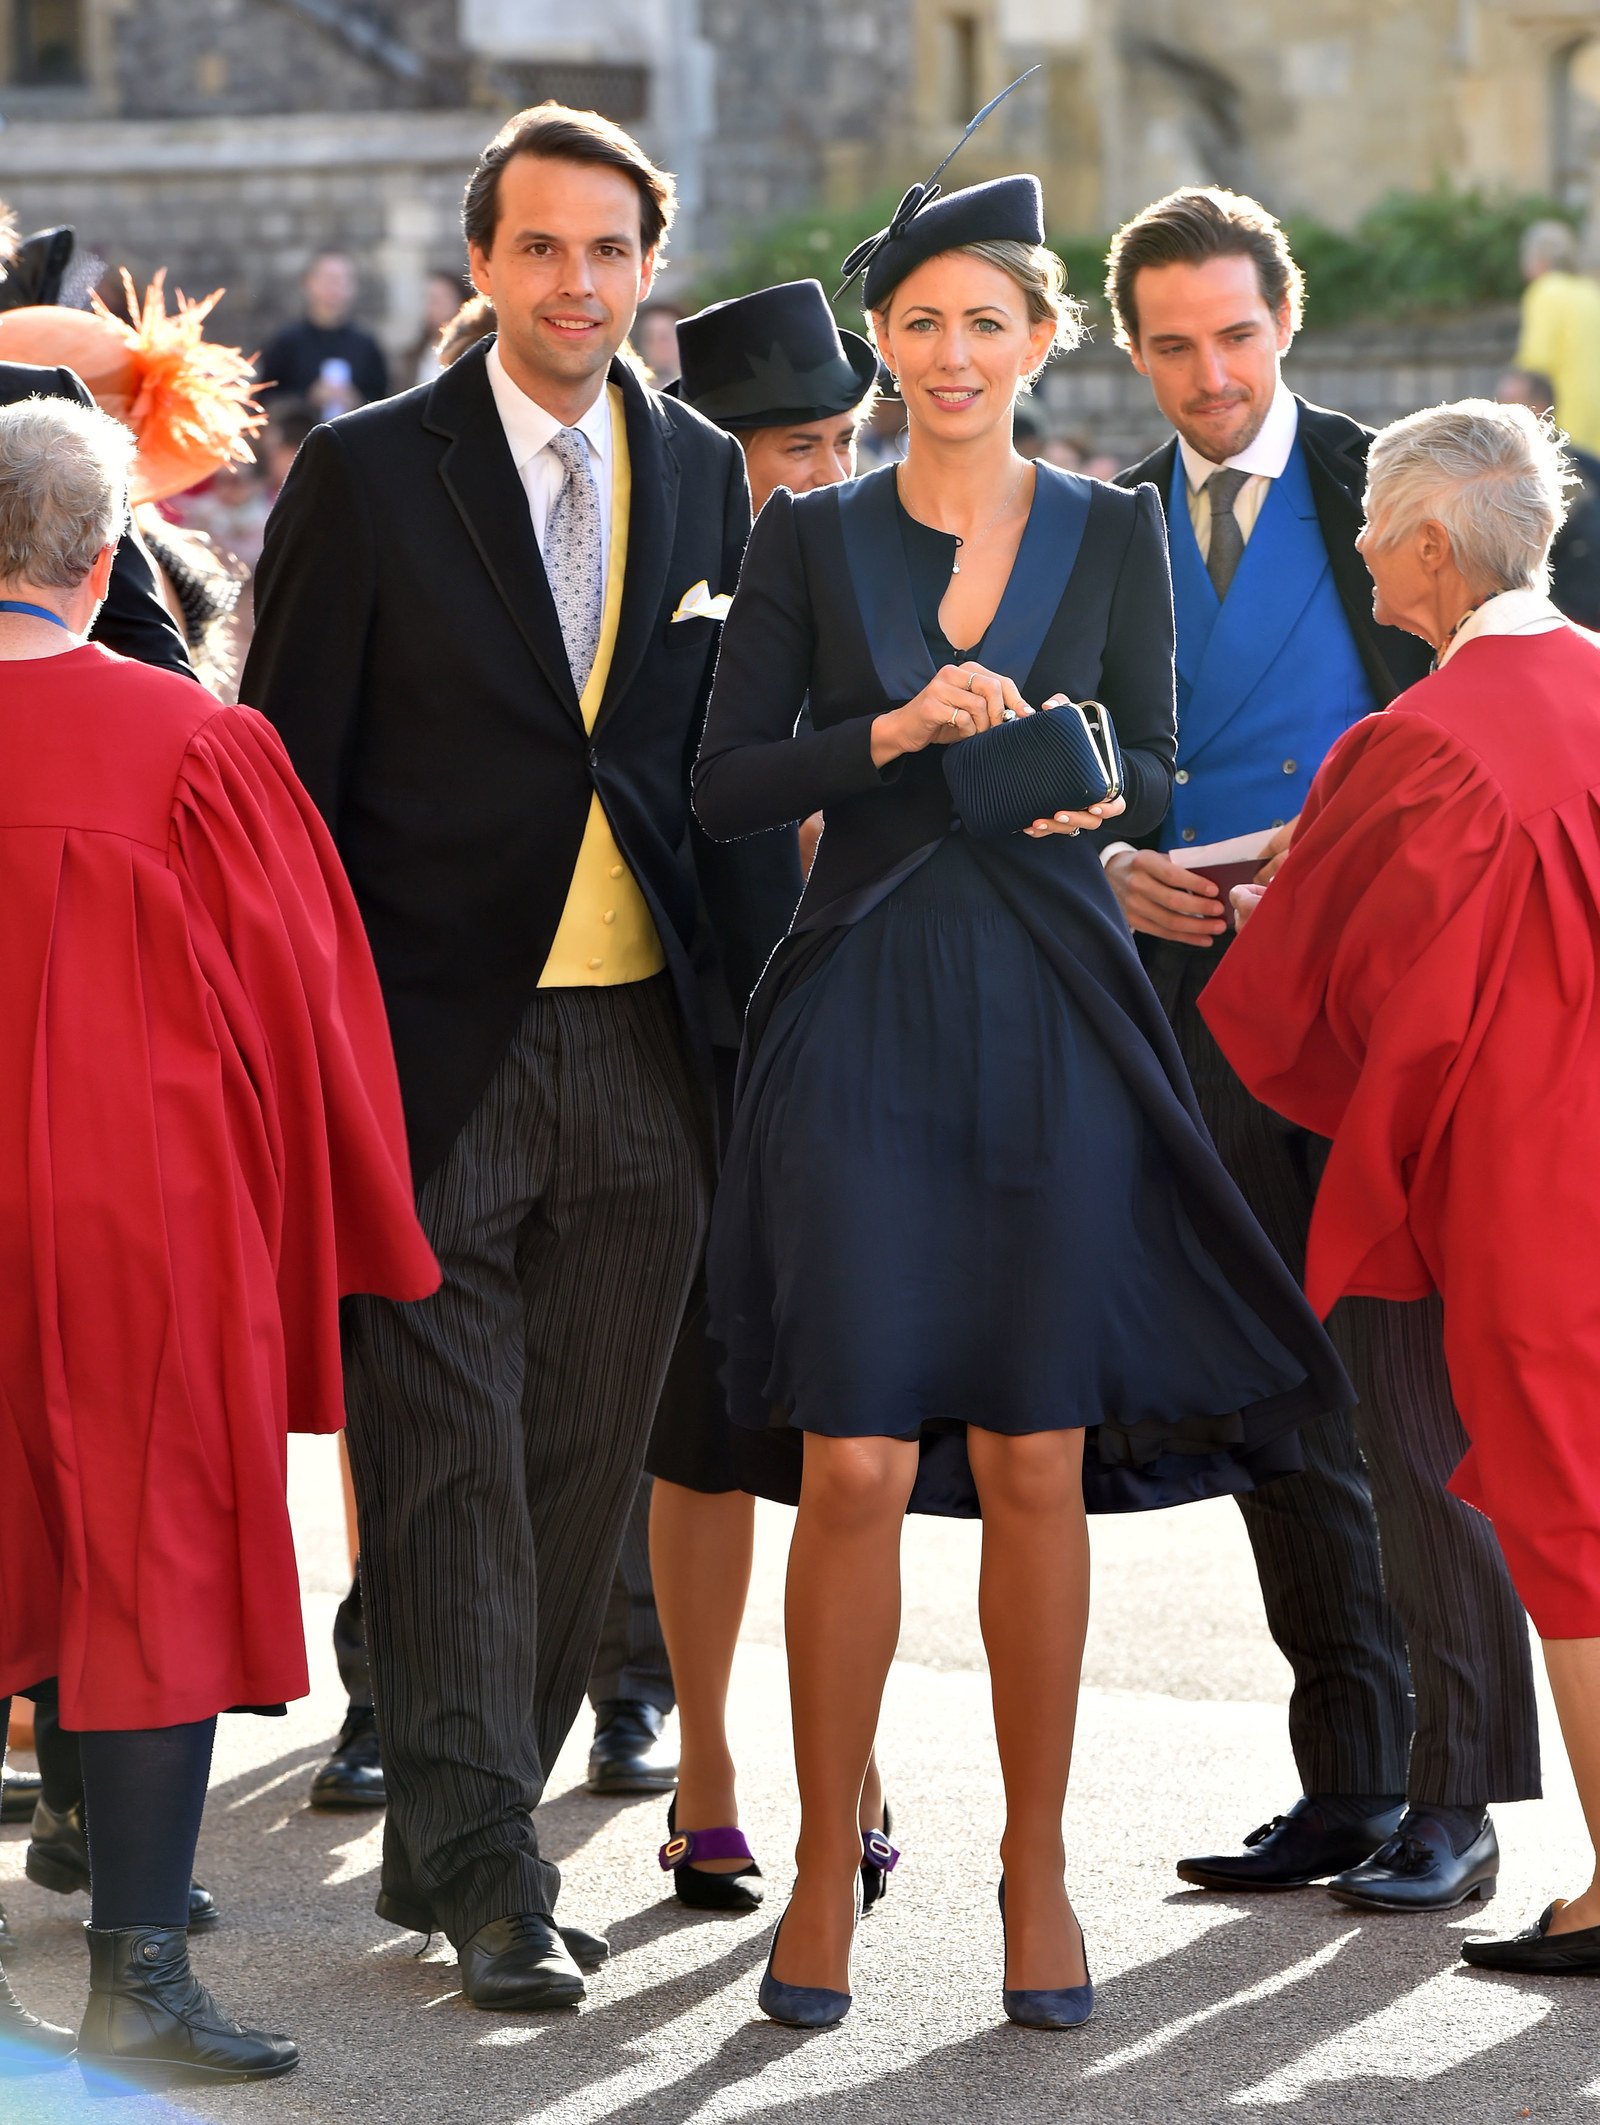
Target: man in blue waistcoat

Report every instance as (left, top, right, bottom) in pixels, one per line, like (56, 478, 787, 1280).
(1104, 187, 1540, 1912)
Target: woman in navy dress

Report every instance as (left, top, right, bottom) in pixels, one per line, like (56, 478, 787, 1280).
(692, 176, 1351, 2031)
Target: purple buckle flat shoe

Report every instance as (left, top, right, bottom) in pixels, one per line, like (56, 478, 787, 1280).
(860, 1805, 899, 1912)
(659, 1800, 764, 1913)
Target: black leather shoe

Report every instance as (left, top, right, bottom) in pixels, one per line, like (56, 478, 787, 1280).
(309, 1705, 386, 1810)
(77, 1925, 297, 2086)
(458, 1914, 585, 2011)
(1176, 1794, 1408, 1890)
(1462, 1903, 1600, 1974)
(374, 1885, 608, 1973)
(26, 1799, 218, 1930)
(1328, 1809, 1497, 1912)
(1, 1764, 41, 1824)
(0, 1957, 75, 2074)
(586, 1700, 678, 1795)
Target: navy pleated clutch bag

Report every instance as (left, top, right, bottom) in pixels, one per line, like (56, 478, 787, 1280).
(942, 695, 1123, 840)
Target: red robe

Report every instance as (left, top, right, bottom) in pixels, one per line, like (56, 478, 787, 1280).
(1202, 625, 1600, 1637)
(0, 646, 439, 1727)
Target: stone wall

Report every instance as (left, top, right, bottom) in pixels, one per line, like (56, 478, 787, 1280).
(0, 109, 487, 363)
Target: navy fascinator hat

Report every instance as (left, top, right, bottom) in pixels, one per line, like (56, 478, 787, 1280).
(835, 65, 1046, 312)
(856, 175, 1045, 311)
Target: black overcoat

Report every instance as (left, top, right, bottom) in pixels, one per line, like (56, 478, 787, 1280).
(242, 340, 800, 1181)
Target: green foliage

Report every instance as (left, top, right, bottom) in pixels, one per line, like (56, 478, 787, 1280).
(690, 180, 1581, 335)
(1286, 183, 1579, 328)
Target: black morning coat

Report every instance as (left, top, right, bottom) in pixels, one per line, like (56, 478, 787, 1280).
(693, 461, 1356, 1509)
(241, 339, 803, 1184)
(0, 360, 193, 678)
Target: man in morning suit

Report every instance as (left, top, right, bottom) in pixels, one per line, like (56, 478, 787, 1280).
(1105, 188, 1539, 1910)
(242, 105, 782, 2010)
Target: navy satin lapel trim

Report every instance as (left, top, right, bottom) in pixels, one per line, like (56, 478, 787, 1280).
(836, 467, 934, 704)
(980, 462, 1090, 688)
(1184, 443, 1329, 757)
(1168, 453, 1218, 688)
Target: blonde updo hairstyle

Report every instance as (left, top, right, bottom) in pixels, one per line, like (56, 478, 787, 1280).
(869, 239, 1084, 391)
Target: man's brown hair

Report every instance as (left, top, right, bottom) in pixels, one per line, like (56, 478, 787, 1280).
(1106, 187, 1304, 352)
(462, 103, 676, 259)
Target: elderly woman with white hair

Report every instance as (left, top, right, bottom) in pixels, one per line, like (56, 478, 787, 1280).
(1202, 396, 1600, 1976)
(0, 394, 437, 2084)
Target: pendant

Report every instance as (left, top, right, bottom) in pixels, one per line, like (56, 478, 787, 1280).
(951, 563, 961, 575)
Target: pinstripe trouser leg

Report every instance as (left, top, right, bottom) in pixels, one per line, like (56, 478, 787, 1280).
(1334, 1294, 1540, 1802)
(1153, 941, 1539, 1798)
(588, 1474, 675, 1714)
(343, 976, 709, 1946)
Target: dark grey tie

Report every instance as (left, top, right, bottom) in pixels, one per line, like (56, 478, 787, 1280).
(1205, 467, 1250, 601)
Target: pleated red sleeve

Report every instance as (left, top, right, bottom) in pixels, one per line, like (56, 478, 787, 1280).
(1199, 704, 1517, 1315)
(170, 703, 441, 1420)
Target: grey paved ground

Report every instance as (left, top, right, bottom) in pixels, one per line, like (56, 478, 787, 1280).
(3, 1435, 1595, 2123)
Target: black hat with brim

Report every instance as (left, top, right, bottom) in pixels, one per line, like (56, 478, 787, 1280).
(859, 175, 1044, 312)
(671, 279, 879, 431)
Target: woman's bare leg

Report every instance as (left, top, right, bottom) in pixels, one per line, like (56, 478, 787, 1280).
(1539, 1637, 1600, 1931)
(774, 1433, 919, 1989)
(967, 1425, 1091, 1990)
(649, 1479, 755, 1870)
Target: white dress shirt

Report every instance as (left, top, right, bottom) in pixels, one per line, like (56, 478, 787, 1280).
(1179, 377, 1300, 561)
(1437, 586, 1567, 668)
(486, 340, 614, 581)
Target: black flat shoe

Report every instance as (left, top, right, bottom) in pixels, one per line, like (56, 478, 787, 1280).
(1462, 1903, 1600, 1974)
(309, 1705, 386, 1810)
(374, 1884, 608, 1972)
(860, 1802, 897, 1913)
(1176, 1794, 1407, 1891)
(1328, 1810, 1497, 1913)
(25, 1799, 218, 1930)
(659, 1798, 764, 1913)
(458, 1914, 585, 2011)
(0, 1958, 75, 2074)
(587, 1700, 678, 1795)
(77, 1925, 296, 2086)
(1, 1765, 41, 1825)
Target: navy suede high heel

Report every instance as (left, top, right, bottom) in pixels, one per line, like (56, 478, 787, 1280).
(998, 1878, 1094, 2030)
(757, 1877, 862, 2028)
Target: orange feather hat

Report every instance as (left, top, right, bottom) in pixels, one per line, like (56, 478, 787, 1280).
(0, 270, 263, 504)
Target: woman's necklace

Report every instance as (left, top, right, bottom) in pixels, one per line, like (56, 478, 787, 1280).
(949, 463, 1028, 575)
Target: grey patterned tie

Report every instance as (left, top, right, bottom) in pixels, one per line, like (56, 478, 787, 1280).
(1205, 467, 1250, 601)
(544, 426, 604, 694)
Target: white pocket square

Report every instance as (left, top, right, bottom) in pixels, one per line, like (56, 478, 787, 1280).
(671, 579, 732, 623)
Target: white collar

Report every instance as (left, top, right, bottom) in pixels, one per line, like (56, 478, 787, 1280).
(486, 340, 613, 474)
(1178, 377, 1299, 493)
(1437, 586, 1568, 668)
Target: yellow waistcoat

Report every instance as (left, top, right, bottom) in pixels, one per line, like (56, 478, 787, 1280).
(539, 385, 666, 987)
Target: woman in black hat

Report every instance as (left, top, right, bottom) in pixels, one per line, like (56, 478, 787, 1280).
(693, 176, 1353, 2030)
(644, 281, 891, 1920)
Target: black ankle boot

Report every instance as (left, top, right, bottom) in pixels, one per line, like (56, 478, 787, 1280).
(26, 1800, 219, 1930)
(0, 1957, 76, 2075)
(77, 1925, 298, 2086)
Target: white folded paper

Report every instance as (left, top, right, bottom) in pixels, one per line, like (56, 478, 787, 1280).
(671, 579, 733, 623)
(1170, 828, 1276, 871)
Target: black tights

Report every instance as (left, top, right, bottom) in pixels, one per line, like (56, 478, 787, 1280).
(2, 1693, 214, 1929)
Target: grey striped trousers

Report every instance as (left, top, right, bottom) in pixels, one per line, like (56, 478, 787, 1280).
(1151, 940, 1540, 1806)
(343, 977, 710, 1944)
